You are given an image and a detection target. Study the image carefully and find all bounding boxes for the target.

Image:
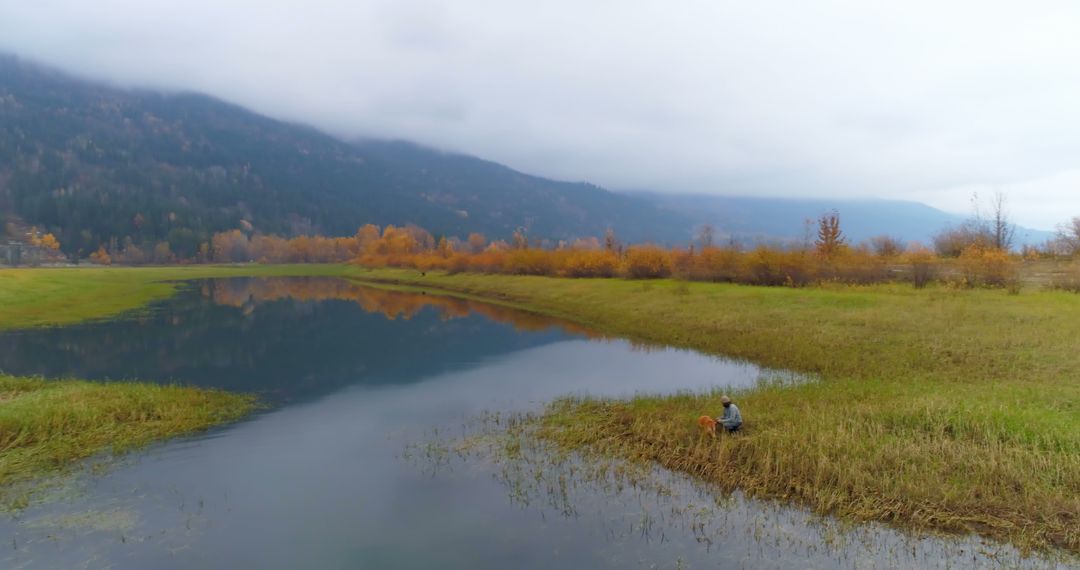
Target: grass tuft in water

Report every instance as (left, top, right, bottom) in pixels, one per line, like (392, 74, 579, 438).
(406, 410, 1075, 568)
(0, 374, 256, 509)
(362, 269, 1080, 555)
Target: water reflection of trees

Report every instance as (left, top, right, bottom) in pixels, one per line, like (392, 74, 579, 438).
(203, 277, 604, 339)
(0, 277, 586, 401)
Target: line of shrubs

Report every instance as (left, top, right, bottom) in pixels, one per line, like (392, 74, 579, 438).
(357, 242, 1026, 290)
(86, 220, 1038, 291)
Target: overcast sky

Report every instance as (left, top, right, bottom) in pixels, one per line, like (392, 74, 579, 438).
(1, 0, 1078, 229)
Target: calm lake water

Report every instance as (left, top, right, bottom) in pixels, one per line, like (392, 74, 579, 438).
(0, 277, 1064, 569)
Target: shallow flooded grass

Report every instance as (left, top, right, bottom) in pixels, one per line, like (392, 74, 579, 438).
(536, 390, 1078, 554)
(364, 269, 1080, 555)
(0, 374, 256, 509)
(405, 409, 1075, 569)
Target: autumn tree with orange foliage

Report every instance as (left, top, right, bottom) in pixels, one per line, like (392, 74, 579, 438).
(67, 208, 1030, 291)
(344, 218, 966, 289)
(39, 233, 61, 251)
(467, 233, 487, 254)
(955, 244, 1019, 290)
(622, 245, 673, 278)
(88, 246, 112, 265)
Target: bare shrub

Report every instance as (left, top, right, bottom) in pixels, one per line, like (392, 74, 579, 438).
(932, 222, 991, 258)
(902, 244, 938, 289)
(869, 235, 905, 258)
(1048, 263, 1080, 293)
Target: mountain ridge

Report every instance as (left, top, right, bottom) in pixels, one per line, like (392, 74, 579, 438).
(0, 54, 1052, 258)
(0, 55, 691, 256)
(635, 193, 1054, 247)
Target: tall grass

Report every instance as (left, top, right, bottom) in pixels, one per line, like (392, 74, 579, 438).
(1047, 261, 1080, 293)
(351, 268, 1080, 554)
(0, 374, 256, 508)
(537, 387, 1078, 553)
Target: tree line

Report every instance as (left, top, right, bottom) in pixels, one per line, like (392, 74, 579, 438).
(335, 213, 1019, 290)
(15, 191, 1080, 292)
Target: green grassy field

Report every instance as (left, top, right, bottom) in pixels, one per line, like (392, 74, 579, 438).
(0, 265, 320, 499)
(0, 264, 358, 330)
(1, 265, 1077, 552)
(0, 374, 255, 508)
(347, 268, 1079, 554)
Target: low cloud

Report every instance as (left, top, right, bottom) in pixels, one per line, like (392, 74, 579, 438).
(2, 0, 1078, 229)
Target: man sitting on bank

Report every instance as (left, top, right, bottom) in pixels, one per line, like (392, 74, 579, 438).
(717, 395, 742, 433)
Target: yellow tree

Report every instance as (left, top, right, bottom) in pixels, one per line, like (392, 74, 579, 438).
(355, 224, 381, 255)
(89, 246, 112, 265)
(212, 230, 251, 262)
(377, 225, 419, 255)
(467, 233, 487, 254)
(39, 233, 61, 251)
(436, 237, 454, 258)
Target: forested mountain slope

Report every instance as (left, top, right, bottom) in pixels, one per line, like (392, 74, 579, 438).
(0, 56, 690, 256)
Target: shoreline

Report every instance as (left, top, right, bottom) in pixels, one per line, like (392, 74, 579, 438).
(1, 264, 1076, 553)
(0, 374, 257, 509)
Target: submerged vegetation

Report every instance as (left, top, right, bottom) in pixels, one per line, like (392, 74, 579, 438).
(354, 269, 1080, 554)
(0, 374, 256, 509)
(406, 411, 1071, 568)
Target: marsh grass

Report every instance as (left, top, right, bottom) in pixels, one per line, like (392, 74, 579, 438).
(22, 507, 139, 533)
(537, 391, 1078, 553)
(360, 269, 1080, 554)
(404, 410, 1073, 568)
(3, 265, 1078, 553)
(0, 374, 256, 509)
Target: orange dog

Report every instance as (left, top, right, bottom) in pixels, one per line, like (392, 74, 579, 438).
(697, 415, 717, 438)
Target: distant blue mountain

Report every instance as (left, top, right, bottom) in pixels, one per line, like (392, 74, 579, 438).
(632, 193, 1054, 247)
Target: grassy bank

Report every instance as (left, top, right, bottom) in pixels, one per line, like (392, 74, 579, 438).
(346, 269, 1079, 553)
(0, 264, 356, 330)
(0, 266, 308, 504)
(0, 374, 256, 508)
(1, 265, 1076, 552)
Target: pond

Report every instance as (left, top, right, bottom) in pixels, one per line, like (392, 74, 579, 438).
(0, 277, 1061, 569)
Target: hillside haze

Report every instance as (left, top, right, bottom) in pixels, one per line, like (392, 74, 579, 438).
(0, 56, 1048, 259)
(0, 56, 691, 256)
(643, 194, 1055, 247)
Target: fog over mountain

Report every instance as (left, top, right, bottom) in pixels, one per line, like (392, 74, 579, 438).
(0, 56, 1058, 257)
(0, 56, 695, 255)
(2, 1, 1078, 231)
